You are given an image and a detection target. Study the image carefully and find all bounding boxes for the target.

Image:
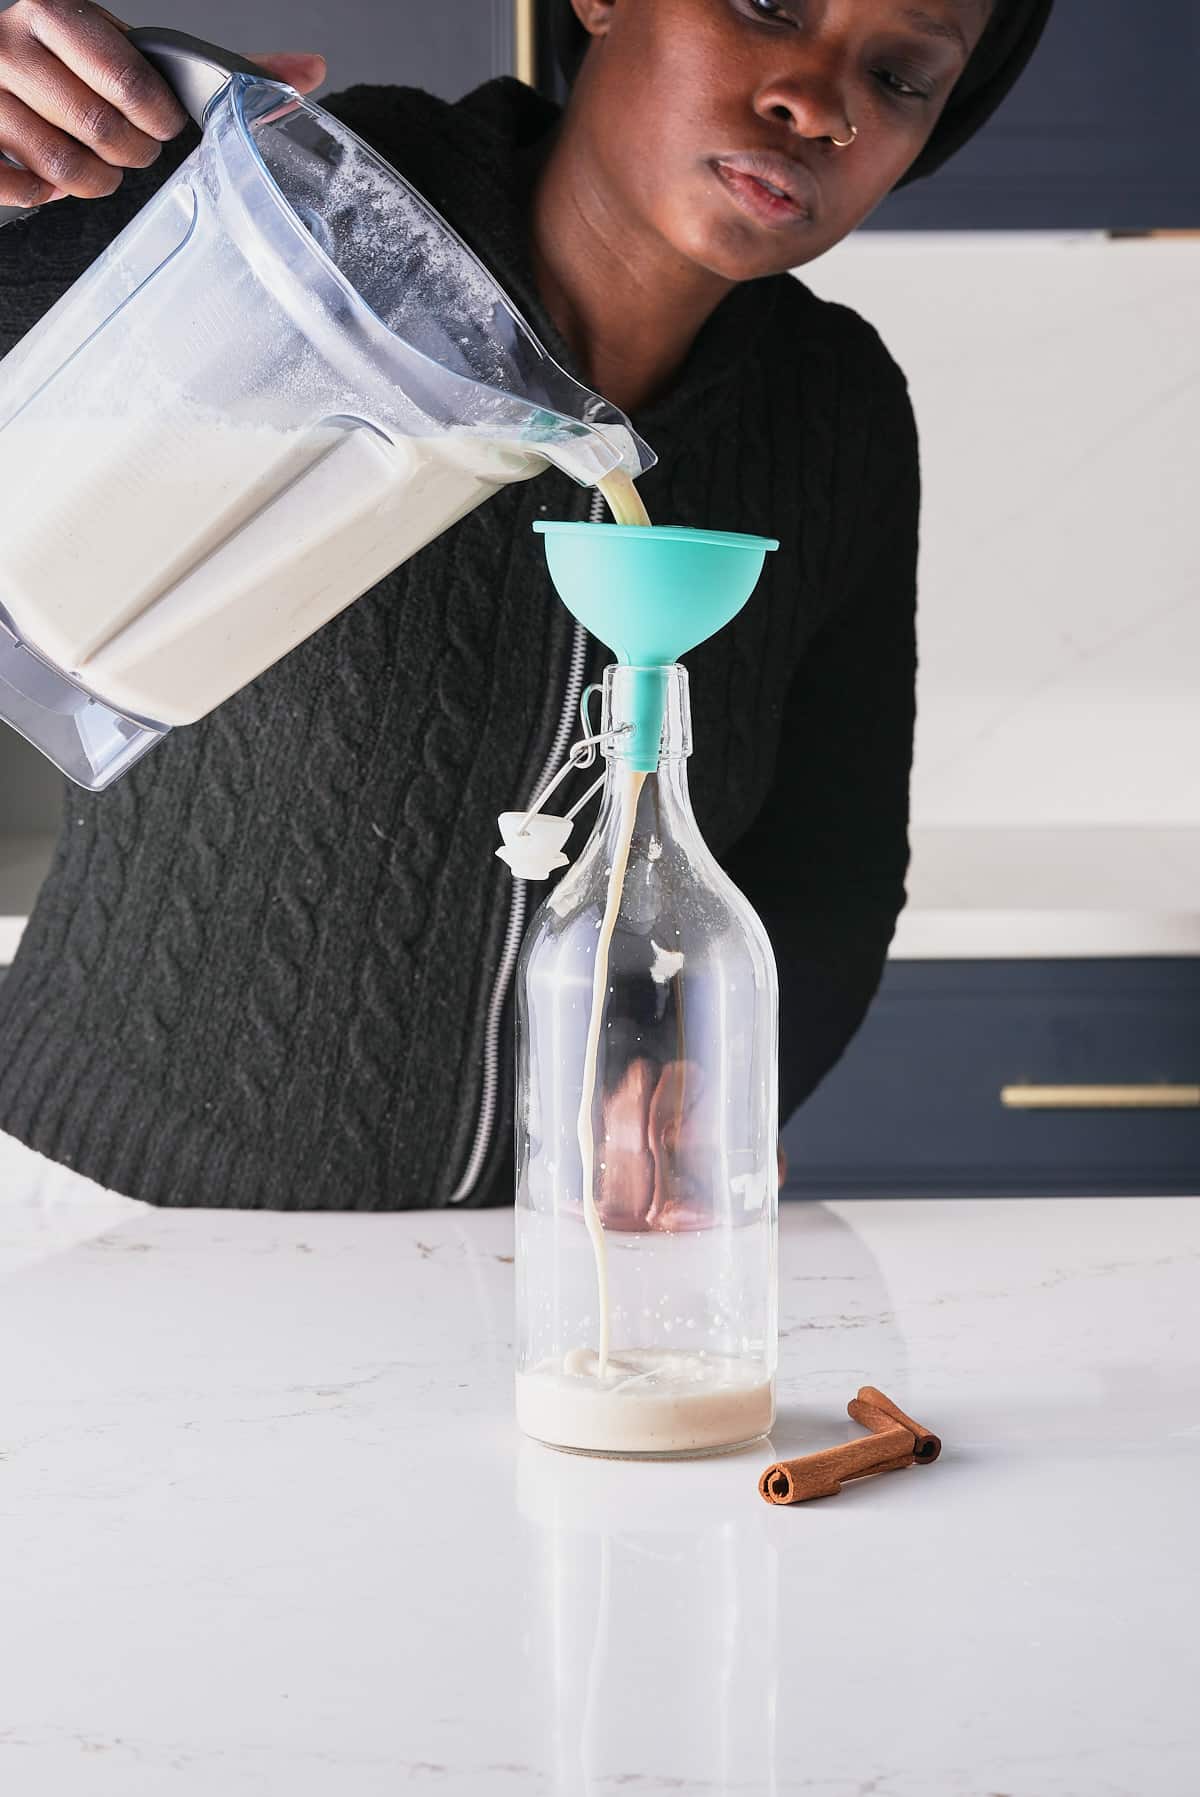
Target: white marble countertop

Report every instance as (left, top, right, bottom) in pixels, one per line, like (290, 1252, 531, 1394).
(2, 1132, 1198, 1796)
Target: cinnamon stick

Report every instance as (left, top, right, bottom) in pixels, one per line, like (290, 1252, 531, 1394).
(848, 1386, 941, 1464)
(758, 1423, 915, 1505)
(758, 1386, 941, 1505)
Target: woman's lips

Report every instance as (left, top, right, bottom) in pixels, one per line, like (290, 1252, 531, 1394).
(712, 156, 815, 229)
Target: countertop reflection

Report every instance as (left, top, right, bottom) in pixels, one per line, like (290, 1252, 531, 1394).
(2, 1130, 1197, 1795)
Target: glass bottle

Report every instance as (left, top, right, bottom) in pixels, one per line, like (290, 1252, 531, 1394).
(515, 663, 779, 1457)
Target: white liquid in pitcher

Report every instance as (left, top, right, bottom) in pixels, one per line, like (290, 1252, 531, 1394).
(521, 472, 773, 1457)
(0, 412, 536, 725)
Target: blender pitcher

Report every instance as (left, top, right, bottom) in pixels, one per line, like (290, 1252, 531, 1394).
(0, 29, 653, 790)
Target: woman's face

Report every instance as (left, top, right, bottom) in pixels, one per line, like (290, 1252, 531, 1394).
(567, 0, 993, 278)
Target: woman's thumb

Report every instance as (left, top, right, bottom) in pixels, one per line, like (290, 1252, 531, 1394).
(250, 51, 327, 95)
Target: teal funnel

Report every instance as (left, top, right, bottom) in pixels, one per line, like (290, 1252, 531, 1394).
(533, 523, 778, 771)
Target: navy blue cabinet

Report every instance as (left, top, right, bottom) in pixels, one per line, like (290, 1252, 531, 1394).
(88, 2, 521, 97)
(537, 0, 1199, 231)
(783, 960, 1200, 1198)
(867, 0, 1198, 230)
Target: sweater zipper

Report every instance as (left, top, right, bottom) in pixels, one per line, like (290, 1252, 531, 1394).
(446, 485, 605, 1205)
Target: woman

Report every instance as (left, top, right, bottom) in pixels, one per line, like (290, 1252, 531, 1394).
(0, 0, 1053, 1208)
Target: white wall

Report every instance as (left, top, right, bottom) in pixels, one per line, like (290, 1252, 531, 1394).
(797, 233, 1200, 832)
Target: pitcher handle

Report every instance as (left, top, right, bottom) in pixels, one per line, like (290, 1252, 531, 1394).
(0, 25, 274, 229)
(125, 27, 270, 124)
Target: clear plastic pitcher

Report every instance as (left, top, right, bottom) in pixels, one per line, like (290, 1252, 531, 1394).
(0, 32, 653, 789)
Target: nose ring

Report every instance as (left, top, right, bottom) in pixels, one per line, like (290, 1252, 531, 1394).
(829, 122, 858, 148)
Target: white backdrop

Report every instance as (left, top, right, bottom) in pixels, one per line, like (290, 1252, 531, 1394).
(799, 232, 1200, 832)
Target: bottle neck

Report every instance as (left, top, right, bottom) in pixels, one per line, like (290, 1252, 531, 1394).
(594, 664, 700, 848)
(601, 662, 692, 768)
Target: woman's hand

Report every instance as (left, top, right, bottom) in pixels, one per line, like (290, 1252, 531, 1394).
(0, 0, 325, 210)
(597, 1056, 787, 1228)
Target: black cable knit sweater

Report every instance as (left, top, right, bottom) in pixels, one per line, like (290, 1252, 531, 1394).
(0, 79, 918, 1210)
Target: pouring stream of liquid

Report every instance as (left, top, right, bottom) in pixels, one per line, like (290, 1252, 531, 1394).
(575, 469, 652, 1377)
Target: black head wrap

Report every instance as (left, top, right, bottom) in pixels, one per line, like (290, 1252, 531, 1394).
(551, 1, 1055, 186)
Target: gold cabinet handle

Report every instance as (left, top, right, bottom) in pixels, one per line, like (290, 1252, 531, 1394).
(1001, 1084, 1200, 1111)
(514, 0, 537, 86)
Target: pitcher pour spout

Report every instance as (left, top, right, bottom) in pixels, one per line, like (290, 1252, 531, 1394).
(516, 409, 653, 489)
(475, 368, 654, 490)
